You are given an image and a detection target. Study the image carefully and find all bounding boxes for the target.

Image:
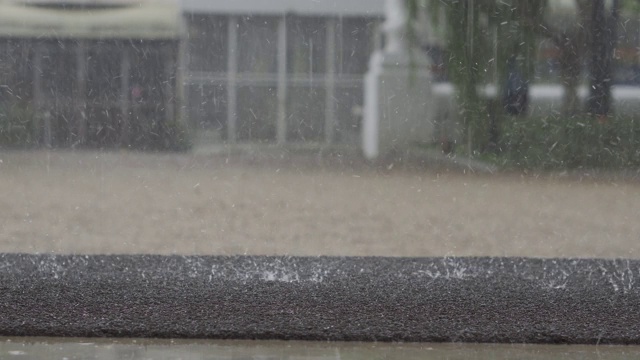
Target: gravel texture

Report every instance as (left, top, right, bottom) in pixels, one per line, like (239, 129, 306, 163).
(1, 253, 640, 344)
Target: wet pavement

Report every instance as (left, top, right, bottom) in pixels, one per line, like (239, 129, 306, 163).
(2, 337, 640, 359)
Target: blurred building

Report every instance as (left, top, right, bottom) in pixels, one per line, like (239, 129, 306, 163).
(0, 0, 384, 148)
(0, 0, 184, 149)
(181, 0, 384, 145)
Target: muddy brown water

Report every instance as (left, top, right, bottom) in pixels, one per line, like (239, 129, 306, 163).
(1, 149, 639, 258)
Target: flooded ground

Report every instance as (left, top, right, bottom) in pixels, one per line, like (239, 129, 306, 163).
(2, 337, 640, 360)
(0, 149, 639, 258)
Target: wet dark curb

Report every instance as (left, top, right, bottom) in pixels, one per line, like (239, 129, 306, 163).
(1, 254, 639, 344)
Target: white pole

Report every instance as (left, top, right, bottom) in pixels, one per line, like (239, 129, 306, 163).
(363, 0, 408, 159)
(362, 0, 434, 160)
(325, 17, 336, 144)
(383, 0, 408, 55)
(164, 46, 174, 127)
(120, 47, 131, 145)
(75, 40, 87, 145)
(276, 15, 288, 145)
(227, 16, 238, 143)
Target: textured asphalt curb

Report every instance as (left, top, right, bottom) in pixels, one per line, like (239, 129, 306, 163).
(1, 254, 639, 344)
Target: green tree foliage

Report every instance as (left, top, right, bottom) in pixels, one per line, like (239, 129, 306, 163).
(406, 0, 546, 154)
(540, 0, 590, 115)
(406, 0, 639, 169)
(586, 0, 620, 118)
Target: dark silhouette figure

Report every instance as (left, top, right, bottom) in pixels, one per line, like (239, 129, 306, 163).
(503, 56, 529, 116)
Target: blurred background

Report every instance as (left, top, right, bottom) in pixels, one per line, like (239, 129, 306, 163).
(0, 0, 638, 258)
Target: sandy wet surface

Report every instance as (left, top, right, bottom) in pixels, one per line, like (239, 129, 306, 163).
(0, 149, 639, 258)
